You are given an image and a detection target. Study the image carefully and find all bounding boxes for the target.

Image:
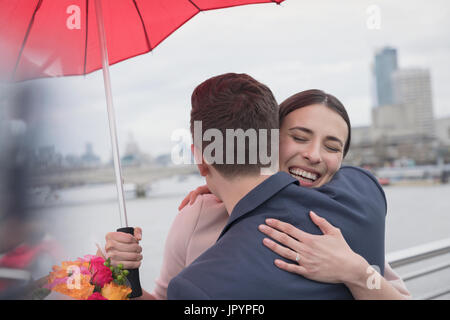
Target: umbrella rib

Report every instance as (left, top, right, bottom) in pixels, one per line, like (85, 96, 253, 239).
(12, 0, 43, 81)
(188, 1, 201, 11)
(132, 0, 152, 51)
(83, 0, 89, 75)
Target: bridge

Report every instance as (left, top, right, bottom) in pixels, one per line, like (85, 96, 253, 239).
(28, 164, 199, 196)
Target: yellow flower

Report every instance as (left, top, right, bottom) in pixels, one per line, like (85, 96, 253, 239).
(101, 282, 132, 300)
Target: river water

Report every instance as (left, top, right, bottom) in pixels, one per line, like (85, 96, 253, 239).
(29, 173, 450, 293)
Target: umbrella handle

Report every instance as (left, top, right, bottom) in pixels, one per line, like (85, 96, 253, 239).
(116, 227, 142, 298)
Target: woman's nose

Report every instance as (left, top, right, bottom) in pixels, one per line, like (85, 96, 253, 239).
(302, 142, 322, 164)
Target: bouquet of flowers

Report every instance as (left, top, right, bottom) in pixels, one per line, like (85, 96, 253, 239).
(43, 255, 132, 300)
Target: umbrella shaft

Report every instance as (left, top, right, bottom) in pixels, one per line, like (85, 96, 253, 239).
(94, 0, 128, 227)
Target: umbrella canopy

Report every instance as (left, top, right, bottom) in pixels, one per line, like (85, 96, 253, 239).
(0, 0, 283, 81)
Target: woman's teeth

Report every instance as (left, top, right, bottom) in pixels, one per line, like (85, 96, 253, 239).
(289, 168, 318, 181)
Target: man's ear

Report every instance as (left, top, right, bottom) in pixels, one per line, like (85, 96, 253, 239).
(191, 143, 208, 177)
(197, 162, 209, 177)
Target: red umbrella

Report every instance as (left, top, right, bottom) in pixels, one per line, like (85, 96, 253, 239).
(0, 0, 284, 81)
(0, 0, 284, 297)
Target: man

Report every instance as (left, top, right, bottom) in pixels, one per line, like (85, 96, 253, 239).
(165, 73, 386, 299)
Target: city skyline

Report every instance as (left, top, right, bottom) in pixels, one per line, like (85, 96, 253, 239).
(344, 43, 450, 166)
(31, 138, 159, 168)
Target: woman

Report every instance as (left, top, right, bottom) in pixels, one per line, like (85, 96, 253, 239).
(103, 89, 411, 299)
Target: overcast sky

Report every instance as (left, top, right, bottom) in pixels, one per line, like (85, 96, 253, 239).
(9, 0, 450, 162)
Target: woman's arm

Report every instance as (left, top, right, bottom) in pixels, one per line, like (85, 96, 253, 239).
(258, 211, 411, 300)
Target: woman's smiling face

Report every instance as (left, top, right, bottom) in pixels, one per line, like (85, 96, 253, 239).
(279, 103, 349, 188)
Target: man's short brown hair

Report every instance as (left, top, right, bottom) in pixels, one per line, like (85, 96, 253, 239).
(190, 73, 279, 177)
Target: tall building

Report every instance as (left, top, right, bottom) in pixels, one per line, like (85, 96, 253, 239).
(373, 47, 398, 107)
(365, 67, 437, 165)
(392, 68, 435, 137)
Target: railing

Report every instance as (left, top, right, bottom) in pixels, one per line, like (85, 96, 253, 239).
(386, 238, 450, 300)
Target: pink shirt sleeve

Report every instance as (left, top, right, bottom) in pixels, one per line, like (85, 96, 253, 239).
(151, 194, 228, 300)
(384, 261, 412, 298)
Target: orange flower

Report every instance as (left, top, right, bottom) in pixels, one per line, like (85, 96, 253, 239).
(52, 274, 95, 300)
(61, 261, 79, 269)
(101, 282, 132, 300)
(47, 266, 67, 283)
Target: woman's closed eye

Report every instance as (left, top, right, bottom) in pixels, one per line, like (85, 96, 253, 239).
(292, 135, 307, 142)
(325, 145, 341, 152)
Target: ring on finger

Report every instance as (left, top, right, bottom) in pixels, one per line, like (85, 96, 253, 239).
(295, 252, 300, 263)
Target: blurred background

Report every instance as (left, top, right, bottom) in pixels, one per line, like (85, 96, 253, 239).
(0, 0, 449, 299)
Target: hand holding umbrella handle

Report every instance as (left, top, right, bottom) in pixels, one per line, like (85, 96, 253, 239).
(116, 227, 142, 298)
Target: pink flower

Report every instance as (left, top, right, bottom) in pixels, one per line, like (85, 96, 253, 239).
(80, 265, 90, 275)
(89, 257, 112, 288)
(87, 292, 108, 300)
(89, 256, 106, 266)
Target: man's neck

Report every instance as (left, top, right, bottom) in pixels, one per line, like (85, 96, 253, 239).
(216, 174, 272, 214)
